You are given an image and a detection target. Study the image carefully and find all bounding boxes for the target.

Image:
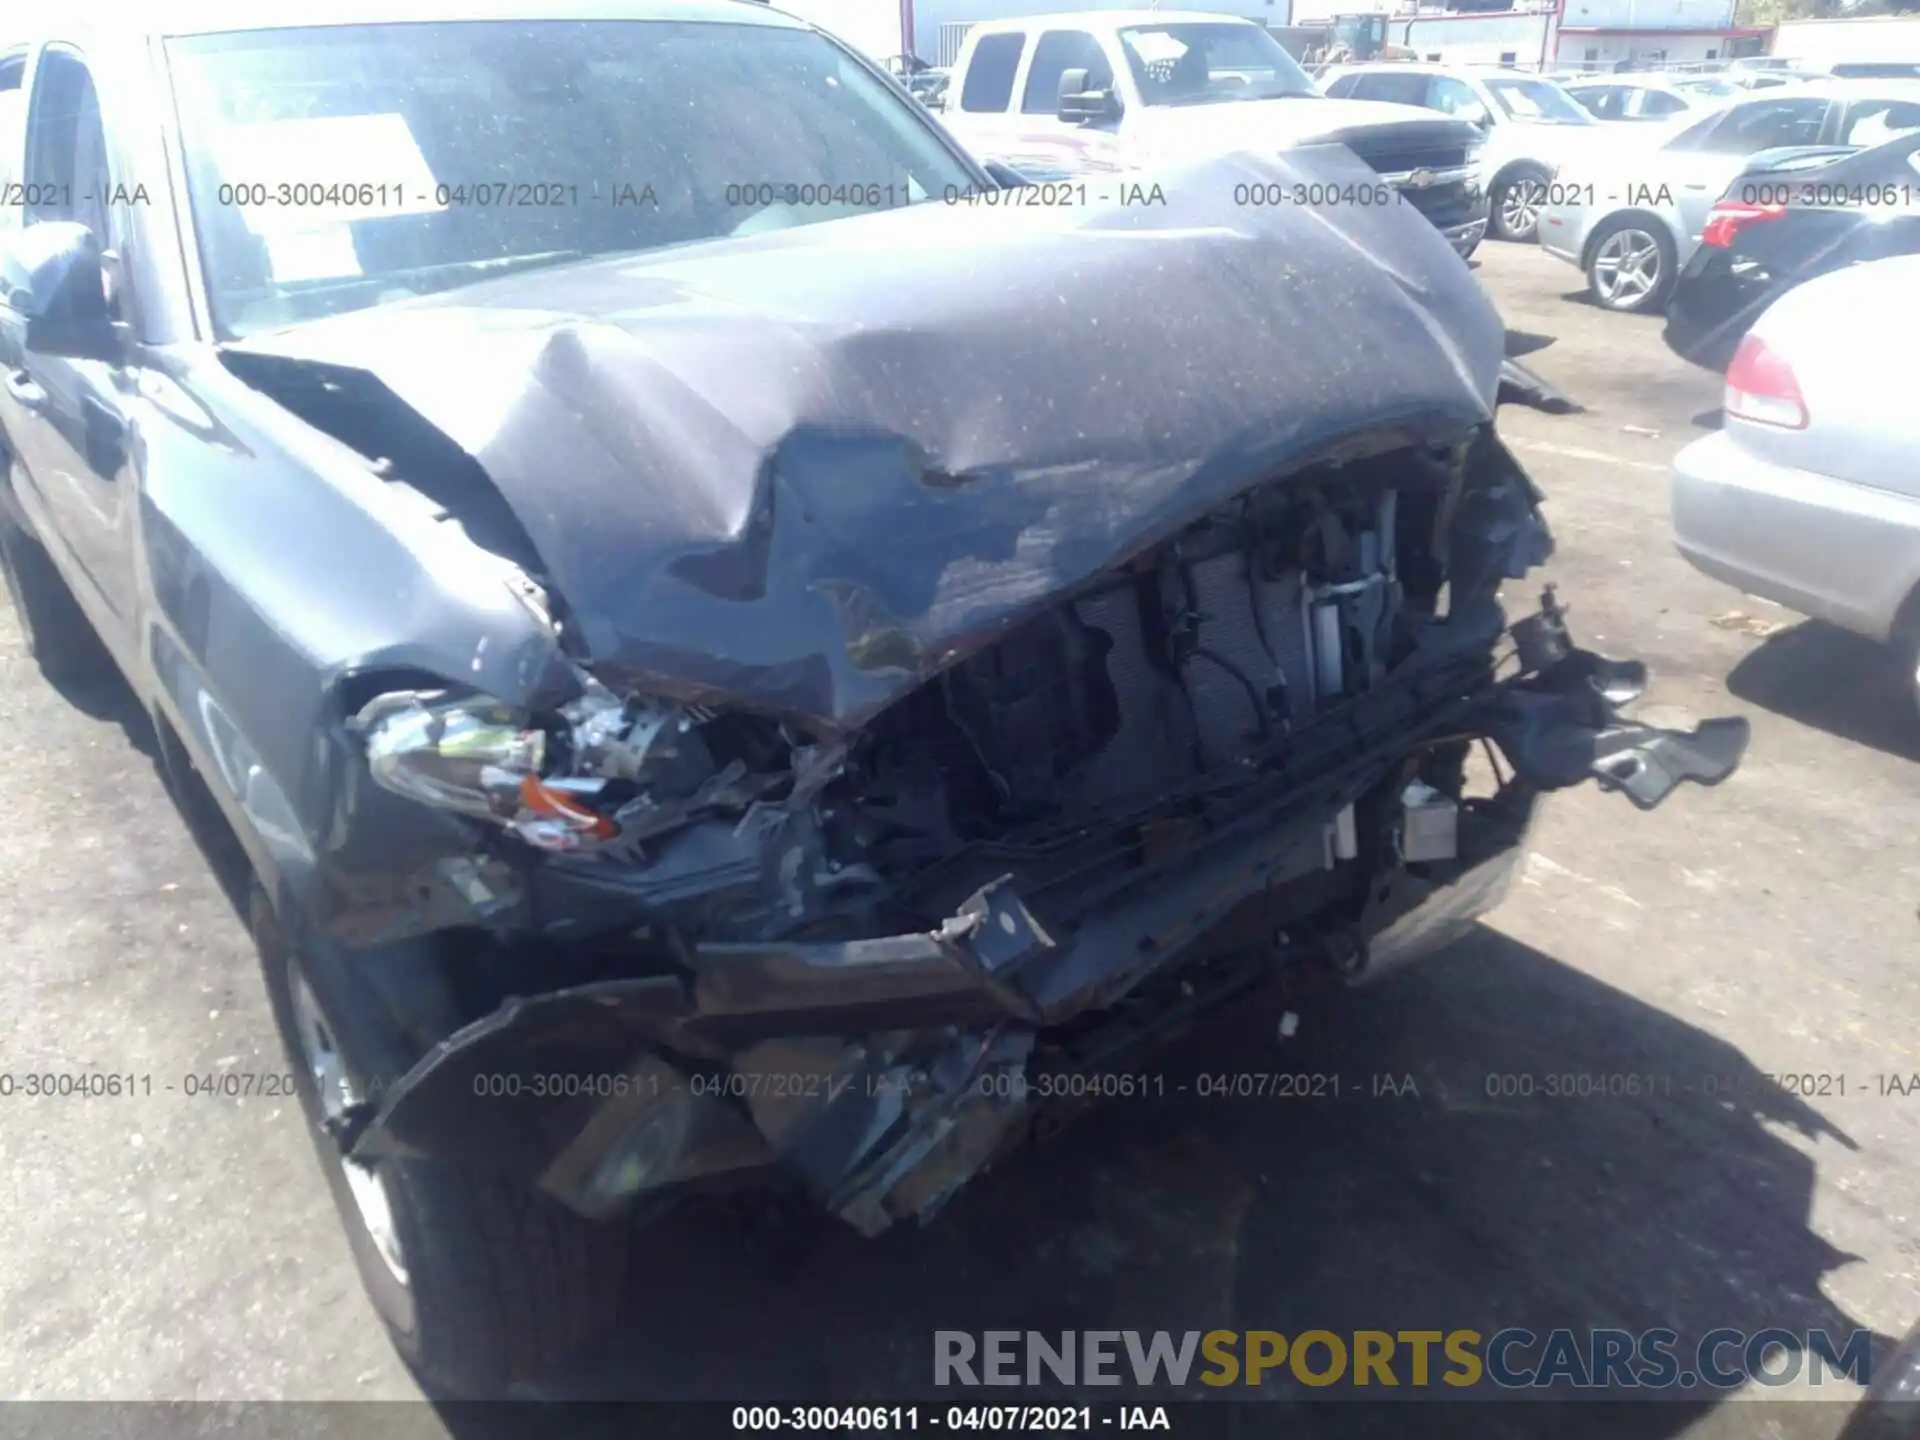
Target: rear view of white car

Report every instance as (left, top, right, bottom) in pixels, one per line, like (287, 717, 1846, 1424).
(1671, 253, 1920, 713)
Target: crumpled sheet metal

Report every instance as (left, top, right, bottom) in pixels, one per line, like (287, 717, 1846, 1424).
(228, 145, 1505, 732)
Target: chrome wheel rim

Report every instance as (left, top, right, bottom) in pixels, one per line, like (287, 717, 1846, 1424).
(1592, 229, 1663, 308)
(1499, 182, 1540, 238)
(291, 973, 410, 1288)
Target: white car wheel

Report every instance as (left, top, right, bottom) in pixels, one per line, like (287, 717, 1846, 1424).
(1586, 220, 1677, 313)
(1492, 169, 1548, 242)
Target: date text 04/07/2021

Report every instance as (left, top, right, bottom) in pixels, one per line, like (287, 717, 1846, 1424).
(731, 1405, 1173, 1432)
(455, 1070, 1400, 1103)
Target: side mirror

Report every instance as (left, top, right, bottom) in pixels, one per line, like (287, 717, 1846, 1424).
(1056, 68, 1119, 124)
(0, 222, 121, 362)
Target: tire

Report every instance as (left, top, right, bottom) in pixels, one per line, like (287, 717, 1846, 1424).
(1584, 215, 1678, 314)
(0, 467, 112, 683)
(1903, 622, 1920, 732)
(252, 886, 629, 1397)
(1489, 164, 1550, 243)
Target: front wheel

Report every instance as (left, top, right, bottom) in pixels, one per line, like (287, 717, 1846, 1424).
(1585, 217, 1678, 313)
(1905, 628, 1920, 732)
(253, 888, 630, 1397)
(1489, 166, 1549, 243)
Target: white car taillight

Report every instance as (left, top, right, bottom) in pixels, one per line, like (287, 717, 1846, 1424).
(1724, 332, 1808, 430)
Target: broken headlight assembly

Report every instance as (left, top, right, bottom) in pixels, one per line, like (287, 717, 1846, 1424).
(352, 678, 733, 853)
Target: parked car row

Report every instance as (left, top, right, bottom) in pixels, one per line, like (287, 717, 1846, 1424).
(1568, 57, 1920, 89)
(1729, 56, 1920, 83)
(1317, 61, 1615, 242)
(1539, 81, 1920, 314)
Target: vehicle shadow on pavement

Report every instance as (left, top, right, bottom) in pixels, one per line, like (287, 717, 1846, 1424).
(1505, 328, 1557, 359)
(50, 652, 256, 916)
(1728, 621, 1920, 762)
(499, 924, 1883, 1435)
(1559, 287, 1662, 320)
(39, 659, 160, 762)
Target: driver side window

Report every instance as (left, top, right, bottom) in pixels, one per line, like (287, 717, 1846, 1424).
(1021, 31, 1112, 114)
(1568, 87, 1619, 119)
(0, 52, 28, 237)
(1428, 74, 1491, 126)
(1631, 88, 1687, 118)
(1688, 97, 1830, 154)
(960, 33, 1026, 113)
(1841, 100, 1920, 146)
(22, 48, 111, 251)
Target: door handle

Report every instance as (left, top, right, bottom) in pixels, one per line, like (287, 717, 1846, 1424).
(4, 370, 46, 411)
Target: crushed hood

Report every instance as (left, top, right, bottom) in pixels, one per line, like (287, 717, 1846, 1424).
(225, 147, 1504, 733)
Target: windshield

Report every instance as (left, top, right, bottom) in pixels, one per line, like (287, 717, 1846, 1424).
(166, 21, 977, 339)
(1482, 76, 1594, 124)
(1675, 78, 1737, 98)
(1116, 23, 1319, 106)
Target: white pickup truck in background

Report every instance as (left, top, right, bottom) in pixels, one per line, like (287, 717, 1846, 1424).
(934, 10, 1492, 256)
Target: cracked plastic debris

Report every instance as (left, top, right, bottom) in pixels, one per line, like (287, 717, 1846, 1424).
(1398, 781, 1459, 863)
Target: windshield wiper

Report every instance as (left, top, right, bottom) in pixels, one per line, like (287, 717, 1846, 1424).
(409, 248, 598, 291)
(266, 248, 593, 300)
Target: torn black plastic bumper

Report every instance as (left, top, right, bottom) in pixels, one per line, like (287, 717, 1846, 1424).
(340, 628, 1748, 1235)
(344, 813, 1518, 1235)
(1489, 590, 1750, 809)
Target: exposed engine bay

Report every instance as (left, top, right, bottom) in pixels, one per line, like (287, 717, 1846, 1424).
(331, 428, 1749, 1235)
(356, 446, 1424, 939)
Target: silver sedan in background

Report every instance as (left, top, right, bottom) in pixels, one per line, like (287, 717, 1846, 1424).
(1539, 81, 1920, 311)
(1671, 253, 1920, 713)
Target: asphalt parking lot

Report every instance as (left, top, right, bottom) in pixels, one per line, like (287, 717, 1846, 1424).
(2, 240, 1917, 1434)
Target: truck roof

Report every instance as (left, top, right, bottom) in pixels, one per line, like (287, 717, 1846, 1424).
(963, 10, 1263, 34)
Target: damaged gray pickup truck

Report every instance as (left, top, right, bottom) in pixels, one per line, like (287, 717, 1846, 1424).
(0, 0, 1747, 1399)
